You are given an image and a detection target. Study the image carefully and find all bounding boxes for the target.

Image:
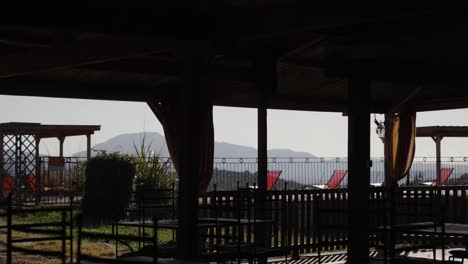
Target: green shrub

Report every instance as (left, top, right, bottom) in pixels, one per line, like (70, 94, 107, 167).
(74, 160, 87, 193)
(81, 152, 135, 225)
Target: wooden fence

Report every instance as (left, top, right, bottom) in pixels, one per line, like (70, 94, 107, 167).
(200, 186, 468, 255)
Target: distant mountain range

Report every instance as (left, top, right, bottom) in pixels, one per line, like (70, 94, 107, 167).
(74, 132, 318, 159)
(71, 132, 468, 186)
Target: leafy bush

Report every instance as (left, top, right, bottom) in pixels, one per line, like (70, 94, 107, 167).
(74, 161, 87, 193)
(133, 138, 175, 190)
(81, 152, 135, 225)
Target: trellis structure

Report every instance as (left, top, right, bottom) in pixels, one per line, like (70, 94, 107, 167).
(0, 122, 100, 204)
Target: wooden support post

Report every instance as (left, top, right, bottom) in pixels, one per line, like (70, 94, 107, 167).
(254, 54, 276, 263)
(257, 100, 268, 199)
(35, 135, 41, 205)
(86, 134, 91, 159)
(384, 113, 395, 262)
(58, 136, 65, 157)
(433, 136, 442, 186)
(176, 54, 205, 260)
(432, 135, 443, 261)
(257, 94, 269, 259)
(6, 194, 12, 264)
(0, 134, 4, 196)
(347, 78, 371, 264)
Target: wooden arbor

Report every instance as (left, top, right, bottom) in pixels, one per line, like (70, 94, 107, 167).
(416, 126, 468, 185)
(2, 3, 468, 263)
(0, 122, 100, 204)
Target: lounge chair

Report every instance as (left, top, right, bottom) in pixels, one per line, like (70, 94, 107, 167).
(266, 170, 282, 190)
(370, 167, 454, 187)
(421, 167, 454, 186)
(312, 170, 348, 189)
(23, 173, 69, 195)
(1, 174, 14, 198)
(241, 170, 283, 190)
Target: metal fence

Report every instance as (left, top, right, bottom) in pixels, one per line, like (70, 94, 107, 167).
(3, 155, 465, 204)
(34, 156, 468, 194)
(208, 157, 468, 191)
(37, 157, 86, 204)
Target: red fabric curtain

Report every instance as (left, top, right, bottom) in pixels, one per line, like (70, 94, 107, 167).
(386, 111, 417, 184)
(148, 100, 214, 193)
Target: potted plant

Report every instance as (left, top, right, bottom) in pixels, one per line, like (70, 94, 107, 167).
(133, 138, 176, 219)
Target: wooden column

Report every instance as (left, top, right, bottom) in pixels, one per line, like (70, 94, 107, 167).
(0, 134, 3, 189)
(58, 136, 65, 157)
(35, 135, 41, 204)
(347, 78, 371, 264)
(86, 134, 91, 159)
(384, 113, 396, 261)
(176, 54, 205, 260)
(254, 54, 276, 259)
(433, 136, 443, 185)
(257, 94, 268, 256)
(258, 100, 267, 195)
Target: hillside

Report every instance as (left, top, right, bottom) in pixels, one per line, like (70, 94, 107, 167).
(74, 132, 318, 159)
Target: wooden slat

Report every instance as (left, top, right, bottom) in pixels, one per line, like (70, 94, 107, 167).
(293, 190, 299, 257)
(306, 192, 312, 253)
(300, 191, 306, 254)
(273, 193, 279, 248)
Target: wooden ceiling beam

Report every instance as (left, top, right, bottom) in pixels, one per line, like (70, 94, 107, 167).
(0, 36, 176, 79)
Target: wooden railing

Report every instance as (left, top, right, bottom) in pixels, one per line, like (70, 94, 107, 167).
(200, 186, 468, 254)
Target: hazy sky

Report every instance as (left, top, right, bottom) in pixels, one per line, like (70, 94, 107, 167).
(1, 95, 468, 158)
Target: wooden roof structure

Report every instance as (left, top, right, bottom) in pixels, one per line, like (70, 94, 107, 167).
(0, 3, 468, 112)
(416, 126, 468, 187)
(0, 122, 101, 138)
(2, 3, 468, 263)
(416, 126, 468, 138)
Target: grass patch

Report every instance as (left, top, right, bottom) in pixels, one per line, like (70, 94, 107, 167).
(0, 210, 175, 264)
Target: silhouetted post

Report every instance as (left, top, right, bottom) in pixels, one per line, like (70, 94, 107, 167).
(0, 133, 3, 196)
(257, 97, 267, 209)
(58, 136, 65, 157)
(433, 135, 443, 260)
(254, 54, 277, 264)
(384, 113, 395, 261)
(35, 134, 41, 205)
(86, 134, 91, 159)
(6, 194, 12, 264)
(257, 93, 268, 262)
(433, 136, 442, 185)
(176, 53, 206, 260)
(347, 78, 370, 264)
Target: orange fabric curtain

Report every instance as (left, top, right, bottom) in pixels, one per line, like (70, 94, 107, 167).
(386, 111, 417, 183)
(148, 100, 214, 193)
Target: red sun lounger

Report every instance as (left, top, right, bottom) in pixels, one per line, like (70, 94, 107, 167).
(23, 174, 69, 194)
(2, 174, 15, 198)
(312, 170, 348, 189)
(267, 170, 282, 190)
(422, 167, 454, 186)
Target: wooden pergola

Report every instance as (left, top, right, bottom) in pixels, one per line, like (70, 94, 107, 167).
(416, 126, 468, 185)
(1, 3, 468, 263)
(0, 122, 100, 204)
(0, 122, 100, 159)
